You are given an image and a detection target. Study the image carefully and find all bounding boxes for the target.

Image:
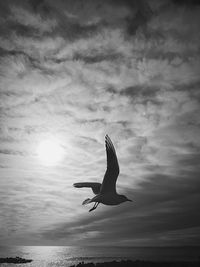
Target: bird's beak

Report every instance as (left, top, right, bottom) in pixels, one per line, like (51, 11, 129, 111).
(127, 199, 132, 202)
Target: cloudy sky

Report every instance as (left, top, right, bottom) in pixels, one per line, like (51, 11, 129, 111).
(0, 0, 200, 247)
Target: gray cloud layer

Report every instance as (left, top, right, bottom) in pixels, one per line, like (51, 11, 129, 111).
(0, 0, 200, 246)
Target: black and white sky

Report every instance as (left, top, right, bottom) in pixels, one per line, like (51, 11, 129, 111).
(0, 0, 200, 246)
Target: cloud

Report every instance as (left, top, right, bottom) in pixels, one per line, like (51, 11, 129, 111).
(37, 162, 200, 246)
(9, 5, 57, 33)
(0, 0, 200, 246)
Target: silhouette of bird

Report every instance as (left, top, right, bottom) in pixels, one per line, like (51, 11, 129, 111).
(73, 135, 132, 212)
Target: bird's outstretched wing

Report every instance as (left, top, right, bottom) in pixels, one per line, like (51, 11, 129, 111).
(100, 135, 119, 194)
(73, 182, 101, 195)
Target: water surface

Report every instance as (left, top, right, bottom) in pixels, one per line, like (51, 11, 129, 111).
(0, 246, 199, 267)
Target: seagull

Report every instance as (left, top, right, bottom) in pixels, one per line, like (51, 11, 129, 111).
(73, 135, 132, 212)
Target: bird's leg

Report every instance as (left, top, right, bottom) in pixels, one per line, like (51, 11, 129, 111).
(89, 202, 99, 212)
(89, 202, 97, 212)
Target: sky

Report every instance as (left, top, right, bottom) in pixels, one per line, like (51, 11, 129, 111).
(0, 0, 200, 247)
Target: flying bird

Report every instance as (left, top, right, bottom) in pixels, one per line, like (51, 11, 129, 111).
(73, 135, 132, 212)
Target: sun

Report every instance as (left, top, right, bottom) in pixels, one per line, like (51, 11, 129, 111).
(37, 138, 65, 165)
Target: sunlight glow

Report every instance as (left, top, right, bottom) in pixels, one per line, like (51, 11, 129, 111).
(37, 138, 65, 165)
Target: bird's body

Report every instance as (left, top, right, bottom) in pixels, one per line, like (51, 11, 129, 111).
(89, 193, 127, 206)
(73, 135, 132, 212)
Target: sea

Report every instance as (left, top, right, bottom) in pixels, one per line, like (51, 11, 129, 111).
(0, 246, 199, 267)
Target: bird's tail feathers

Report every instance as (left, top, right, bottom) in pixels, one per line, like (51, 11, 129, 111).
(82, 198, 91, 205)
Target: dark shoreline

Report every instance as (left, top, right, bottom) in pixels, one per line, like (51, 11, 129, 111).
(70, 260, 200, 267)
(0, 257, 33, 264)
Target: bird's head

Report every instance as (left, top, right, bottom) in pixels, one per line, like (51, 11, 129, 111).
(119, 195, 132, 203)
